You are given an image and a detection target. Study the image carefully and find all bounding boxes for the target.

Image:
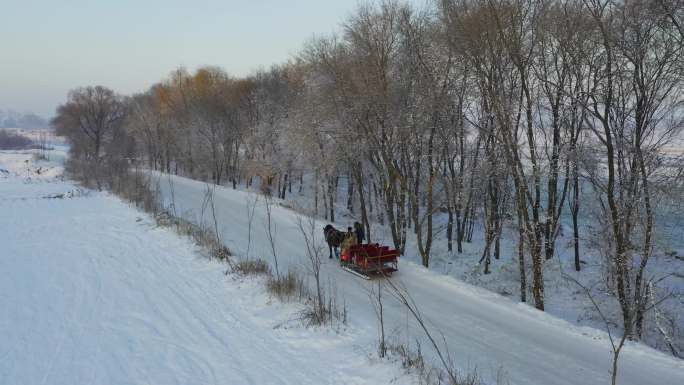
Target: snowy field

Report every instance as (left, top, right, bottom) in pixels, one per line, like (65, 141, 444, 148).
(2, 149, 684, 385)
(0, 150, 416, 385)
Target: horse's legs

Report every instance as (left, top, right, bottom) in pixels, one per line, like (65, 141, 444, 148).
(329, 244, 333, 259)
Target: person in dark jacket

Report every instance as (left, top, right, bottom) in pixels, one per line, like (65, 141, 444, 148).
(354, 221, 365, 245)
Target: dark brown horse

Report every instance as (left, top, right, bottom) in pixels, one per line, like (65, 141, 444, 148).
(323, 224, 345, 259)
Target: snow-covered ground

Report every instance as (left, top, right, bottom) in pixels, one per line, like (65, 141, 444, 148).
(227, 170, 684, 355)
(151, 171, 684, 385)
(0, 150, 417, 385)
(3, 149, 684, 385)
(401, 206, 684, 356)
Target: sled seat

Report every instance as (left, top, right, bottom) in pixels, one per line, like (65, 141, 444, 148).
(342, 243, 399, 278)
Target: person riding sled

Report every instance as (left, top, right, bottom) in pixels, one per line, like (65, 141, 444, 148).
(353, 221, 365, 245)
(340, 226, 358, 261)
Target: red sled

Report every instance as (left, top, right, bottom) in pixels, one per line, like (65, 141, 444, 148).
(340, 243, 399, 279)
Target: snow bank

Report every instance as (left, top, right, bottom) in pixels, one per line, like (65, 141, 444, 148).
(0, 151, 416, 385)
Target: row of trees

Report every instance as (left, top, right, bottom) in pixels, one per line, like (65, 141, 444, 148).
(54, 0, 684, 343)
(0, 109, 47, 129)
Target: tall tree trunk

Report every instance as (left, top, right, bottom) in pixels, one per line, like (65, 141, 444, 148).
(447, 208, 454, 252)
(517, 199, 527, 303)
(280, 173, 288, 199)
(571, 156, 581, 271)
(353, 165, 371, 243)
(346, 173, 354, 213)
(314, 170, 319, 216)
(329, 175, 336, 223)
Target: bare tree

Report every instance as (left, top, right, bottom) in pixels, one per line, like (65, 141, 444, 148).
(564, 274, 628, 385)
(245, 192, 259, 259)
(263, 195, 280, 277)
(384, 276, 460, 384)
(582, 0, 684, 338)
(296, 214, 326, 323)
(52, 86, 126, 189)
(368, 279, 387, 358)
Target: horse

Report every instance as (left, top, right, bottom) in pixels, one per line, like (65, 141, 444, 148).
(323, 224, 345, 259)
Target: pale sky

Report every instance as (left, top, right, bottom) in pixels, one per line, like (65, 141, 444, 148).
(0, 0, 425, 118)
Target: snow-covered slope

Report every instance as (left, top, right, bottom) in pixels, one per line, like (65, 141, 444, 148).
(2, 149, 682, 385)
(0, 151, 416, 385)
(151, 171, 684, 385)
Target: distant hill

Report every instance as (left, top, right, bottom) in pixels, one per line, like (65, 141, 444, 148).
(0, 109, 48, 130)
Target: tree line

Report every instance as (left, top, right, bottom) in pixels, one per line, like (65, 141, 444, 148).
(0, 109, 47, 129)
(53, 0, 684, 342)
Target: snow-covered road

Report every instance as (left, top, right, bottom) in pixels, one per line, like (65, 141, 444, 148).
(151, 171, 684, 385)
(0, 151, 414, 385)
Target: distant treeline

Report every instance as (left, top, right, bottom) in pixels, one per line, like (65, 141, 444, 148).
(0, 129, 34, 150)
(0, 110, 48, 129)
